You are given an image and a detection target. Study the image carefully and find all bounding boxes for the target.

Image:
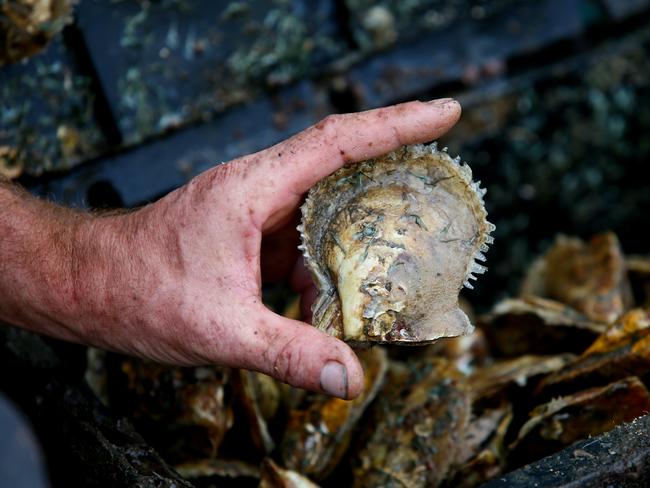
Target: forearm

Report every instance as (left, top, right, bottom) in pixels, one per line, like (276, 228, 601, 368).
(0, 180, 150, 345)
(0, 180, 89, 340)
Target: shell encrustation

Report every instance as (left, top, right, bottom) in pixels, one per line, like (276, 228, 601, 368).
(299, 143, 494, 345)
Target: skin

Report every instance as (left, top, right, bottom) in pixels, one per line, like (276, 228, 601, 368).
(0, 99, 461, 399)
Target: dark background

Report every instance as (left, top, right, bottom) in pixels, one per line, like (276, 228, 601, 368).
(2, 0, 650, 486)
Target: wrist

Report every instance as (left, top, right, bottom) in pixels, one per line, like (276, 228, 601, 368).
(28, 205, 100, 343)
(62, 210, 148, 348)
(0, 183, 192, 362)
(63, 204, 185, 356)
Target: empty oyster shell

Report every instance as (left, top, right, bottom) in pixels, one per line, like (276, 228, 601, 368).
(480, 296, 607, 357)
(536, 308, 650, 399)
(520, 233, 633, 323)
(299, 143, 494, 344)
(509, 376, 650, 469)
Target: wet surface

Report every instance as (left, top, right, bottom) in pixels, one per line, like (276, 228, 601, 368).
(3, 1, 650, 486)
(482, 414, 650, 488)
(76, 0, 344, 144)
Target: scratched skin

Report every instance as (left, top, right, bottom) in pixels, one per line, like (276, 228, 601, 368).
(0, 99, 460, 399)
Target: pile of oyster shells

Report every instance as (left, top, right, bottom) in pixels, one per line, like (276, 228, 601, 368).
(89, 146, 650, 487)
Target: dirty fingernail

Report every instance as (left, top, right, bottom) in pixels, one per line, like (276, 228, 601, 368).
(320, 361, 348, 399)
(427, 97, 456, 106)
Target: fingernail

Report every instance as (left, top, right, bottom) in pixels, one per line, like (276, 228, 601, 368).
(320, 361, 348, 399)
(427, 97, 456, 106)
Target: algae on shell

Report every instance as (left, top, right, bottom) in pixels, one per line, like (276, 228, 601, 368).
(299, 143, 494, 345)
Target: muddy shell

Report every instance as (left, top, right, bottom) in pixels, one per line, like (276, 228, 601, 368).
(106, 357, 233, 463)
(232, 370, 281, 455)
(174, 458, 260, 484)
(468, 354, 576, 402)
(300, 143, 494, 345)
(450, 399, 513, 488)
(627, 255, 650, 307)
(424, 327, 491, 375)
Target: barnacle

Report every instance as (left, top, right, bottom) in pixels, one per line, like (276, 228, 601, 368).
(299, 143, 494, 345)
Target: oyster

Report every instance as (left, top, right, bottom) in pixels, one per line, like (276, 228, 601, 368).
(627, 255, 650, 307)
(480, 296, 606, 357)
(300, 143, 494, 344)
(352, 358, 471, 487)
(174, 458, 260, 484)
(105, 357, 233, 463)
(536, 308, 650, 398)
(468, 354, 575, 402)
(424, 327, 491, 375)
(509, 376, 650, 469)
(521, 233, 632, 323)
(279, 348, 387, 480)
(232, 369, 281, 455)
(0, 146, 23, 179)
(450, 399, 513, 488)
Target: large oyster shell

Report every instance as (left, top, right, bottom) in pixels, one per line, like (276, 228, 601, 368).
(299, 143, 494, 345)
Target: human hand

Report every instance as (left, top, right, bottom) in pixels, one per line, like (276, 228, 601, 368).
(3, 99, 461, 399)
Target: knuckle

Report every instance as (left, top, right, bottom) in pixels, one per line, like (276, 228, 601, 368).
(374, 107, 390, 120)
(193, 160, 244, 194)
(314, 113, 342, 135)
(185, 168, 219, 201)
(323, 113, 343, 126)
(271, 335, 303, 384)
(390, 124, 402, 146)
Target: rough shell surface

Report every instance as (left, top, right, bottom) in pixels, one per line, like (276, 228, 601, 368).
(352, 358, 470, 487)
(299, 143, 494, 344)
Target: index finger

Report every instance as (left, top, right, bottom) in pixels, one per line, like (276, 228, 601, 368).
(254, 98, 461, 199)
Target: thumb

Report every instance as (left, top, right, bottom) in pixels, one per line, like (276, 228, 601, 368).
(239, 305, 364, 399)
